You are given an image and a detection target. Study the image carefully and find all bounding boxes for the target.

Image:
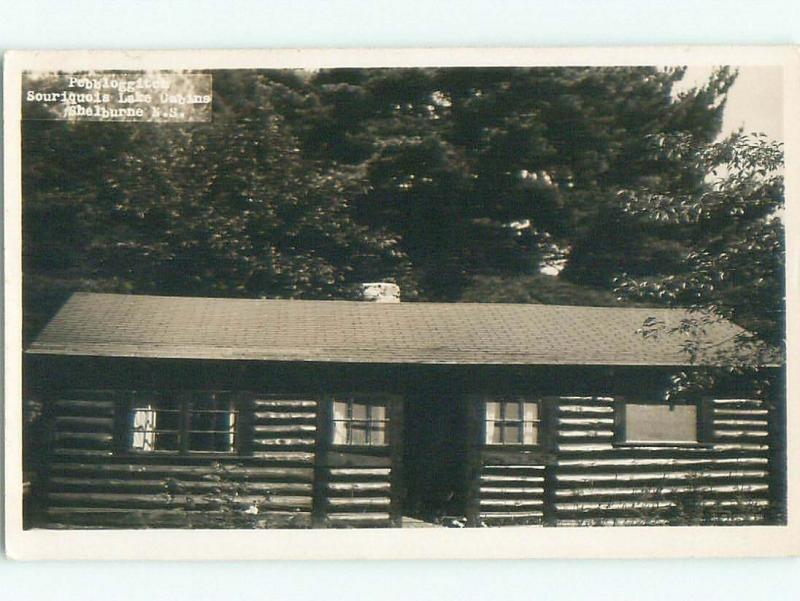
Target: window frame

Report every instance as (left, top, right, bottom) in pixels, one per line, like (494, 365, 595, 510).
(125, 392, 241, 456)
(483, 398, 542, 448)
(613, 397, 713, 447)
(329, 396, 390, 448)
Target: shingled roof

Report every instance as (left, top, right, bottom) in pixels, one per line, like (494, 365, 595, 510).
(26, 292, 758, 367)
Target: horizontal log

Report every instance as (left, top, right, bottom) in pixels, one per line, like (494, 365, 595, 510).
(558, 444, 615, 452)
(479, 511, 543, 520)
(327, 497, 391, 508)
(252, 399, 317, 409)
(324, 452, 391, 468)
(555, 500, 677, 512)
(328, 482, 391, 493)
(556, 517, 672, 527)
(253, 424, 317, 434)
(714, 419, 769, 427)
(327, 468, 391, 484)
(48, 492, 313, 510)
(53, 409, 116, 420)
(554, 483, 769, 498)
(253, 412, 316, 421)
(481, 451, 551, 465)
(329, 468, 390, 477)
(703, 515, 767, 524)
(713, 399, 764, 406)
(712, 444, 769, 451)
(250, 451, 315, 463)
(50, 462, 314, 481)
(54, 399, 115, 410)
(479, 499, 544, 508)
(699, 499, 770, 508)
(714, 409, 768, 417)
(558, 406, 614, 415)
(52, 449, 114, 457)
(54, 416, 114, 430)
(483, 464, 545, 471)
(44, 507, 312, 529)
(48, 477, 313, 495)
(325, 513, 392, 527)
(713, 431, 768, 438)
(558, 430, 615, 439)
(557, 446, 769, 460)
(480, 486, 544, 495)
(479, 517, 543, 527)
(54, 431, 114, 442)
(480, 475, 544, 484)
(556, 470, 768, 483)
(251, 439, 316, 447)
(557, 457, 768, 469)
(558, 418, 615, 427)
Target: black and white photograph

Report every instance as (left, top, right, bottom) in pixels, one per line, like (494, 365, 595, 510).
(3, 47, 798, 559)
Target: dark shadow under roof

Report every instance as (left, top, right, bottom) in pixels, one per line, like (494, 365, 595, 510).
(26, 292, 759, 367)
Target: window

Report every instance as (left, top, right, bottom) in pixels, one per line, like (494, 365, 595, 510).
(332, 398, 388, 446)
(130, 394, 238, 454)
(485, 400, 539, 445)
(618, 401, 700, 444)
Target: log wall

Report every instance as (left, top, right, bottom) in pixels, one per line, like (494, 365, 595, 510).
(469, 396, 773, 527)
(551, 396, 771, 526)
(40, 391, 318, 529)
(313, 396, 403, 528)
(476, 464, 546, 526)
(31, 379, 778, 529)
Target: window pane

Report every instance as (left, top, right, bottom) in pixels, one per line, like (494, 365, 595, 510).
(191, 410, 215, 432)
(485, 402, 499, 422)
(155, 431, 180, 451)
(523, 420, 538, 445)
(370, 421, 386, 445)
(333, 401, 350, 444)
(352, 403, 368, 420)
(188, 397, 236, 452)
(188, 431, 213, 451)
(523, 402, 538, 423)
(504, 402, 520, 420)
(333, 401, 348, 421)
(371, 405, 386, 422)
(225, 412, 237, 451)
(332, 400, 389, 446)
(157, 410, 182, 431)
(131, 406, 156, 452)
(333, 420, 348, 444)
(625, 404, 697, 442)
(486, 421, 502, 444)
(350, 421, 368, 444)
(504, 423, 522, 444)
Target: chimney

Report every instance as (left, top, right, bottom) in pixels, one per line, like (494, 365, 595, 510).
(361, 282, 400, 303)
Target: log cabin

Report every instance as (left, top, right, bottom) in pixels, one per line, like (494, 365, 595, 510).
(23, 287, 783, 529)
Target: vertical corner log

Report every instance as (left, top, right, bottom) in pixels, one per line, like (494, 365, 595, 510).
(311, 392, 330, 528)
(464, 395, 483, 527)
(767, 387, 787, 524)
(389, 395, 405, 527)
(541, 397, 560, 527)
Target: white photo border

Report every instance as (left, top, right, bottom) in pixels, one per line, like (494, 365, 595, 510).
(4, 46, 799, 560)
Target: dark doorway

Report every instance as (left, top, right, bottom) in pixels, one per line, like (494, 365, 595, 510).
(402, 385, 471, 526)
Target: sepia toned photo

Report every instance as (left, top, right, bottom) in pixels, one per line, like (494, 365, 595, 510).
(3, 48, 797, 559)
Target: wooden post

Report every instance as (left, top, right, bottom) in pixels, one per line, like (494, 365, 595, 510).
(389, 395, 404, 527)
(541, 397, 560, 527)
(463, 395, 483, 527)
(311, 392, 330, 528)
(767, 376, 787, 524)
